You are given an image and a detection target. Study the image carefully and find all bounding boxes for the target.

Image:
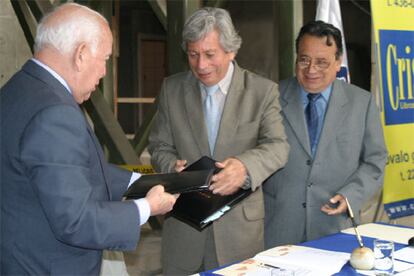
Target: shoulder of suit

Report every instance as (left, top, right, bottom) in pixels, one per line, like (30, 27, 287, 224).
(1, 67, 78, 119)
(334, 79, 372, 99)
(278, 77, 296, 96)
(163, 71, 192, 84)
(240, 67, 277, 88)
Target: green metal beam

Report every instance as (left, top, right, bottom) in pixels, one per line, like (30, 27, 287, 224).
(166, 0, 201, 75)
(10, 0, 38, 52)
(83, 89, 141, 165)
(147, 0, 167, 31)
(131, 104, 157, 157)
(276, 0, 303, 80)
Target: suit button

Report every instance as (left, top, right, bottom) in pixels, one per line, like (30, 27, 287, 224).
(302, 202, 306, 208)
(306, 160, 312, 166)
(308, 182, 313, 187)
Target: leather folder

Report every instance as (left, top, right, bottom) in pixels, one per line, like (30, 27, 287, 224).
(123, 169, 215, 199)
(171, 156, 252, 231)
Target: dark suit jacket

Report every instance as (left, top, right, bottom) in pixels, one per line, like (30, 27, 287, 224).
(263, 78, 387, 248)
(148, 63, 289, 271)
(0, 61, 140, 275)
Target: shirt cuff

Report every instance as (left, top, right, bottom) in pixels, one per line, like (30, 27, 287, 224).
(134, 198, 150, 226)
(128, 172, 141, 188)
(241, 173, 252, 190)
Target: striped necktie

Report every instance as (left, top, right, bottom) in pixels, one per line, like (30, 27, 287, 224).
(306, 93, 321, 156)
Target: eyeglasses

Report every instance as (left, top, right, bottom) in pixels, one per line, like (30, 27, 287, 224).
(296, 56, 332, 71)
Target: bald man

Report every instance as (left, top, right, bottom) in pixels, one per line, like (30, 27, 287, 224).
(0, 3, 177, 275)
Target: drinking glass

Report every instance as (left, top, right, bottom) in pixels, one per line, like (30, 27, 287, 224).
(374, 239, 394, 276)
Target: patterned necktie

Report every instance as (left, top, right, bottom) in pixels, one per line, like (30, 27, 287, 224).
(306, 93, 321, 156)
(204, 85, 220, 154)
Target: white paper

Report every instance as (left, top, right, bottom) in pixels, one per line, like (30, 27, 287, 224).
(341, 223, 414, 245)
(395, 247, 414, 264)
(395, 260, 414, 273)
(254, 245, 350, 276)
(355, 259, 414, 275)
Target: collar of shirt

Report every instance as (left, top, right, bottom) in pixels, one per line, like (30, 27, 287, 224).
(300, 83, 333, 107)
(31, 58, 72, 94)
(199, 61, 234, 96)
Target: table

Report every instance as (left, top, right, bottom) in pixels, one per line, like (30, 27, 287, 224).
(202, 224, 413, 275)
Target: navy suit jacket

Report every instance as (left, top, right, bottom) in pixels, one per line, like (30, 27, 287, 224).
(1, 61, 140, 275)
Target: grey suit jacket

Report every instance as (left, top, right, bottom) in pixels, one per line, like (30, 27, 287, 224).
(0, 61, 140, 275)
(148, 63, 289, 271)
(263, 77, 387, 248)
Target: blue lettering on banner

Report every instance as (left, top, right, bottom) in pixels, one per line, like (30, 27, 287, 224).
(384, 198, 414, 219)
(379, 30, 414, 125)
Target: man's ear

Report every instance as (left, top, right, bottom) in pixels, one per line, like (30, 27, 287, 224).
(74, 43, 88, 72)
(335, 55, 343, 73)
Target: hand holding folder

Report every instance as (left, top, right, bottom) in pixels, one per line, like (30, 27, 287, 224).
(123, 169, 215, 199)
(171, 156, 252, 231)
(124, 156, 252, 231)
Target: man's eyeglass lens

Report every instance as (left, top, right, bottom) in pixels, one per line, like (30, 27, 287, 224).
(297, 58, 330, 71)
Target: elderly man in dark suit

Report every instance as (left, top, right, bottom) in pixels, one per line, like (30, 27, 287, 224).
(0, 3, 177, 275)
(148, 7, 289, 275)
(264, 20, 387, 248)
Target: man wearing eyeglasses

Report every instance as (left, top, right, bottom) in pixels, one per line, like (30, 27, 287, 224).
(263, 20, 387, 248)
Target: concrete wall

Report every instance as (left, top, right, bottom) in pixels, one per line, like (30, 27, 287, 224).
(0, 0, 31, 87)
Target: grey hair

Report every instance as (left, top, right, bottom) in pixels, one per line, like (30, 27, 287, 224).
(34, 3, 108, 55)
(182, 7, 242, 54)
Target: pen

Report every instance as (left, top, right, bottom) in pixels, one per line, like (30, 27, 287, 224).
(345, 197, 364, 248)
(262, 263, 280, 269)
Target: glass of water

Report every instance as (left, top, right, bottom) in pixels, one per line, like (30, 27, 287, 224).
(374, 239, 394, 276)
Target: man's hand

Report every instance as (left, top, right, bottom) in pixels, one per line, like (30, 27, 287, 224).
(174, 159, 187, 172)
(146, 185, 179, 216)
(209, 157, 247, 196)
(321, 194, 348, 216)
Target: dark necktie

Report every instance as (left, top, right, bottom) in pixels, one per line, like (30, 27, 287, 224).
(306, 93, 321, 155)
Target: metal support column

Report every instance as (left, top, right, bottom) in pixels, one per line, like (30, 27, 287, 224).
(276, 0, 303, 80)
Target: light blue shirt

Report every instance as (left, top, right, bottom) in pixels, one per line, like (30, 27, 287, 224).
(31, 58, 149, 226)
(200, 61, 235, 121)
(300, 84, 332, 157)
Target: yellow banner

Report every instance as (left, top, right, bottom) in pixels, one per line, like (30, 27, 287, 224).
(371, 0, 414, 218)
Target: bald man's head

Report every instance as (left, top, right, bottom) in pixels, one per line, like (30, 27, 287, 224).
(34, 3, 109, 55)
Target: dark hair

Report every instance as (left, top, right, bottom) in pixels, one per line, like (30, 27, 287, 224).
(295, 20, 343, 59)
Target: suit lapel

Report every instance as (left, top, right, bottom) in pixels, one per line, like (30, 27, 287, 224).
(86, 125, 112, 199)
(213, 64, 242, 159)
(183, 76, 211, 156)
(315, 80, 348, 159)
(281, 79, 312, 157)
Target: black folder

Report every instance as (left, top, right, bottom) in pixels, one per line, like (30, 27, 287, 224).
(123, 169, 215, 199)
(171, 156, 252, 231)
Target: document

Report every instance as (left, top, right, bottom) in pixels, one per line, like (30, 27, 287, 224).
(395, 246, 414, 264)
(341, 223, 414, 245)
(356, 260, 414, 275)
(213, 258, 312, 276)
(253, 245, 350, 276)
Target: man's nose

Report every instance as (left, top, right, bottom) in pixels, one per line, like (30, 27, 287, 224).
(197, 55, 208, 70)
